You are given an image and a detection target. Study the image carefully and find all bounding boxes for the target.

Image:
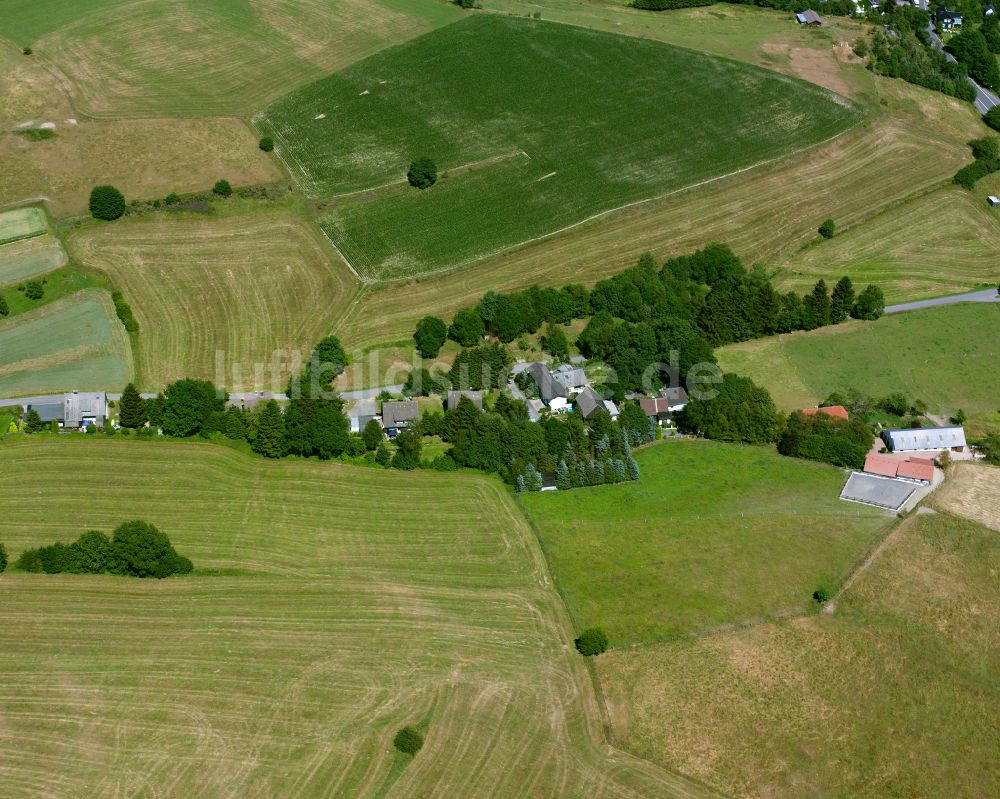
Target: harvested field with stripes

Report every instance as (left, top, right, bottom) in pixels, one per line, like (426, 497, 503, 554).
(0, 289, 132, 396)
(931, 461, 1000, 531)
(0, 206, 47, 245)
(0, 234, 66, 285)
(11, 0, 461, 118)
(0, 438, 714, 799)
(67, 211, 358, 390)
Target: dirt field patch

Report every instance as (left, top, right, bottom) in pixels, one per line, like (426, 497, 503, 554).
(932, 462, 1000, 531)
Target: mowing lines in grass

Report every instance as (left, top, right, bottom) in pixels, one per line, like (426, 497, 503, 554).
(0, 289, 133, 395)
(0, 207, 47, 245)
(260, 15, 861, 278)
(0, 234, 67, 286)
(0, 439, 715, 799)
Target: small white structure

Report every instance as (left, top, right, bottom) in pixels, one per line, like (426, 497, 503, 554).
(548, 396, 569, 414)
(988, 195, 1000, 207)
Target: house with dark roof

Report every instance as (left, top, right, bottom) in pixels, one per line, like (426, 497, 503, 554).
(380, 400, 419, 436)
(639, 387, 688, 422)
(25, 401, 64, 425)
(446, 390, 484, 411)
(27, 392, 108, 429)
(795, 9, 825, 24)
(575, 387, 618, 421)
(526, 362, 567, 405)
(551, 364, 587, 393)
(935, 6, 962, 29)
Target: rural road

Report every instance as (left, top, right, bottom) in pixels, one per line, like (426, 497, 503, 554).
(885, 287, 999, 314)
(0, 388, 400, 408)
(927, 25, 1000, 113)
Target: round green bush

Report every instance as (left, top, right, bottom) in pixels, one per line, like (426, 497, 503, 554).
(818, 219, 836, 239)
(0, 542, 7, 573)
(393, 725, 424, 755)
(813, 586, 832, 604)
(25, 281, 44, 300)
(89, 185, 126, 221)
(259, 136, 274, 152)
(213, 179, 233, 197)
(22, 46, 32, 56)
(575, 627, 609, 656)
(407, 157, 437, 189)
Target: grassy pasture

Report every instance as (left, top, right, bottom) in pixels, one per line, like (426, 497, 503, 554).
(774, 186, 1000, 300)
(261, 14, 861, 278)
(0, 206, 47, 244)
(596, 512, 1000, 799)
(716, 303, 1000, 432)
(0, 234, 66, 285)
(67, 210, 360, 390)
(519, 440, 890, 645)
(0, 265, 106, 319)
(6, 0, 462, 118)
(333, 79, 981, 347)
(0, 289, 133, 396)
(0, 438, 713, 799)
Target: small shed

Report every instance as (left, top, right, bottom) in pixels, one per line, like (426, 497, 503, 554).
(795, 9, 825, 25)
(988, 195, 1000, 207)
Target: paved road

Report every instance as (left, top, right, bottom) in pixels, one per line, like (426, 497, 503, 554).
(0, 388, 401, 409)
(885, 287, 999, 314)
(339, 385, 402, 400)
(928, 25, 1000, 113)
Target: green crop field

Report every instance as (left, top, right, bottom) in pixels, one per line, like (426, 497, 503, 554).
(5, 0, 462, 118)
(67, 210, 356, 390)
(260, 14, 861, 279)
(596, 512, 1000, 799)
(0, 206, 47, 245)
(774, 187, 1000, 301)
(716, 303, 1000, 432)
(0, 438, 714, 799)
(0, 289, 132, 396)
(519, 440, 890, 646)
(0, 234, 66, 285)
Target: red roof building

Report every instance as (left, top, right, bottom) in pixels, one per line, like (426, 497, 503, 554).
(802, 405, 849, 421)
(897, 459, 935, 483)
(864, 452, 900, 478)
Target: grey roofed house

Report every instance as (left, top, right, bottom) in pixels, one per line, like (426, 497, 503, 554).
(551, 363, 587, 392)
(63, 391, 107, 428)
(347, 398, 378, 433)
(575, 387, 605, 421)
(381, 400, 419, 432)
(26, 401, 64, 423)
(881, 426, 967, 452)
(447, 390, 484, 411)
(527, 398, 546, 422)
(526, 362, 566, 404)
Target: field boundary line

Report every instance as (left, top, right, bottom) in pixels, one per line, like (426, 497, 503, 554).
(367, 125, 859, 287)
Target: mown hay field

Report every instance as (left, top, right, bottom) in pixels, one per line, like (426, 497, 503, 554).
(716, 303, 1000, 432)
(0, 233, 66, 285)
(67, 210, 358, 391)
(519, 440, 890, 645)
(596, 512, 1000, 799)
(774, 186, 1000, 300)
(260, 15, 861, 279)
(0, 206, 47, 244)
(333, 79, 981, 347)
(0, 289, 132, 396)
(932, 461, 1000, 532)
(3, 0, 463, 118)
(0, 438, 715, 799)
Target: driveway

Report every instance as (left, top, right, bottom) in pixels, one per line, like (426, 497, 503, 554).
(885, 288, 999, 314)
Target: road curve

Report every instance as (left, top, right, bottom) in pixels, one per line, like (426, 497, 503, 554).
(885, 288, 999, 314)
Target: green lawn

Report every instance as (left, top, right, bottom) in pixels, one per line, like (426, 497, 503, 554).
(261, 14, 861, 279)
(520, 440, 890, 645)
(0, 265, 105, 318)
(717, 303, 1000, 432)
(0, 438, 712, 799)
(597, 512, 1000, 799)
(0, 289, 133, 395)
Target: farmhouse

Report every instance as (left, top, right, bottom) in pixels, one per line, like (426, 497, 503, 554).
(882, 426, 966, 453)
(863, 452, 935, 483)
(380, 400, 419, 436)
(347, 398, 378, 434)
(801, 404, 849, 421)
(640, 387, 688, 423)
(552, 364, 587, 393)
(575, 387, 619, 421)
(447, 390, 484, 411)
(795, 10, 825, 25)
(26, 392, 108, 429)
(526, 362, 568, 405)
(935, 7, 963, 29)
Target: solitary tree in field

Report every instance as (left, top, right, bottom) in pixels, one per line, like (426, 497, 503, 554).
(575, 627, 609, 656)
(393, 726, 424, 755)
(213, 179, 233, 197)
(119, 382, 147, 429)
(414, 315, 447, 358)
(89, 185, 126, 221)
(22, 46, 32, 56)
(258, 136, 274, 152)
(407, 157, 437, 189)
(818, 218, 836, 239)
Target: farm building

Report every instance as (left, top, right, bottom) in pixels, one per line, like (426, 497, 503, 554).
(840, 472, 918, 511)
(882, 426, 966, 453)
(26, 392, 108, 429)
(347, 399, 378, 434)
(380, 400, 419, 436)
(801, 404, 849, 421)
(795, 9, 824, 24)
(896, 458, 935, 483)
(575, 387, 619, 421)
(863, 452, 935, 484)
(25, 401, 64, 425)
(863, 452, 900, 478)
(446, 390, 484, 411)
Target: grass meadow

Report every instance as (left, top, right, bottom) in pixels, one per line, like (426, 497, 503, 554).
(1, 0, 462, 119)
(596, 512, 1000, 799)
(261, 15, 860, 279)
(0, 438, 714, 799)
(67, 210, 359, 390)
(0, 234, 67, 285)
(519, 440, 890, 645)
(716, 303, 1000, 432)
(0, 289, 132, 396)
(0, 206, 47, 244)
